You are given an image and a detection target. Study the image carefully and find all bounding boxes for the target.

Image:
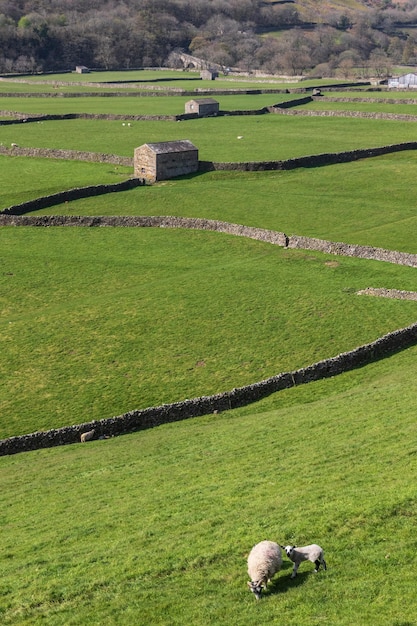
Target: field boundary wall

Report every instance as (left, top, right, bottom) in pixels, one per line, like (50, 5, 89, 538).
(1, 320, 416, 456)
(0, 214, 416, 268)
(0, 214, 416, 455)
(2, 141, 417, 173)
(199, 141, 417, 172)
(0, 179, 143, 215)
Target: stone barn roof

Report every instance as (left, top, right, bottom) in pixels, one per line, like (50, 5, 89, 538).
(143, 140, 198, 154)
(186, 98, 218, 105)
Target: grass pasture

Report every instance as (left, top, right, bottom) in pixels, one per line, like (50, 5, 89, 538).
(0, 70, 417, 625)
(5, 70, 357, 90)
(6, 152, 416, 255)
(0, 156, 131, 208)
(1, 225, 416, 440)
(0, 93, 294, 117)
(2, 114, 417, 162)
(1, 347, 417, 625)
(300, 98, 417, 115)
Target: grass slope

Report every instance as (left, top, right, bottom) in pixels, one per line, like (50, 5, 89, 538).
(0, 156, 131, 208)
(21, 152, 417, 255)
(1, 226, 415, 438)
(2, 115, 417, 161)
(1, 345, 416, 625)
(0, 71, 416, 626)
(0, 94, 293, 116)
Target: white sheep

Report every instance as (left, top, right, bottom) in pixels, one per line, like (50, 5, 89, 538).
(281, 544, 327, 578)
(11, 142, 19, 148)
(80, 429, 95, 443)
(247, 540, 282, 599)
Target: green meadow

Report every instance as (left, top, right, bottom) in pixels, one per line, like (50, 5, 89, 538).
(1, 348, 417, 625)
(1, 225, 415, 440)
(0, 93, 293, 116)
(2, 114, 417, 161)
(301, 99, 417, 115)
(6, 69, 354, 90)
(0, 72, 416, 625)
(2, 152, 417, 254)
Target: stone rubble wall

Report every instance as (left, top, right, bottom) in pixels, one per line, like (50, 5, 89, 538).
(199, 141, 417, 174)
(270, 106, 417, 122)
(1, 213, 416, 269)
(1, 137, 417, 455)
(0, 214, 416, 456)
(1, 320, 416, 456)
(357, 288, 417, 300)
(0, 179, 143, 215)
(0, 143, 133, 165)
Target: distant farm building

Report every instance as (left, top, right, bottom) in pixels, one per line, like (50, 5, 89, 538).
(134, 140, 199, 183)
(185, 98, 219, 117)
(200, 69, 219, 81)
(75, 65, 90, 74)
(388, 73, 417, 89)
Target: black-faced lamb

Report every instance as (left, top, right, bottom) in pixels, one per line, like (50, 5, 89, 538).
(247, 540, 282, 599)
(281, 544, 327, 578)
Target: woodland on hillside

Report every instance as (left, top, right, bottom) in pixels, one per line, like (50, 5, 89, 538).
(1, 0, 417, 76)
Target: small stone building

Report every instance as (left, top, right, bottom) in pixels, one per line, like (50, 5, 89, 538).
(200, 69, 219, 81)
(134, 140, 199, 183)
(388, 73, 417, 89)
(185, 98, 219, 117)
(75, 65, 90, 74)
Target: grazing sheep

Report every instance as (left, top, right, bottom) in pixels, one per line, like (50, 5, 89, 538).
(80, 429, 95, 443)
(247, 540, 282, 599)
(281, 544, 327, 578)
(11, 142, 19, 147)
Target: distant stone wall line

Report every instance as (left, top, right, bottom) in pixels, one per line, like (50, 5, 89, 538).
(199, 142, 417, 173)
(0, 144, 133, 165)
(0, 180, 143, 215)
(320, 96, 417, 105)
(270, 107, 417, 122)
(0, 215, 416, 455)
(3, 142, 417, 173)
(1, 215, 416, 269)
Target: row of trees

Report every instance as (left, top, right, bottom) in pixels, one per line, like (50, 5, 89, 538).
(0, 0, 417, 76)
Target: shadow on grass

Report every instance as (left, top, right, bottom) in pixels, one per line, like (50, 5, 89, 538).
(266, 569, 312, 597)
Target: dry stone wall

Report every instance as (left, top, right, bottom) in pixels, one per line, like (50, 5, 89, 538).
(271, 107, 417, 122)
(0, 144, 133, 165)
(199, 142, 417, 173)
(1, 320, 416, 456)
(1, 214, 416, 269)
(0, 179, 142, 215)
(1, 138, 417, 455)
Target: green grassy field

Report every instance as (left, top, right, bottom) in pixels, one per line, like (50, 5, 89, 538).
(0, 157, 131, 208)
(1, 346, 416, 625)
(0, 70, 416, 626)
(2, 70, 355, 89)
(2, 152, 416, 255)
(300, 99, 417, 115)
(1, 225, 415, 439)
(320, 90, 417, 100)
(0, 93, 293, 116)
(2, 114, 417, 162)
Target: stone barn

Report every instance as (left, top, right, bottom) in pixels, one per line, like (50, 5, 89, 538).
(388, 73, 417, 89)
(75, 65, 90, 74)
(134, 140, 199, 183)
(200, 69, 219, 81)
(185, 98, 219, 117)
